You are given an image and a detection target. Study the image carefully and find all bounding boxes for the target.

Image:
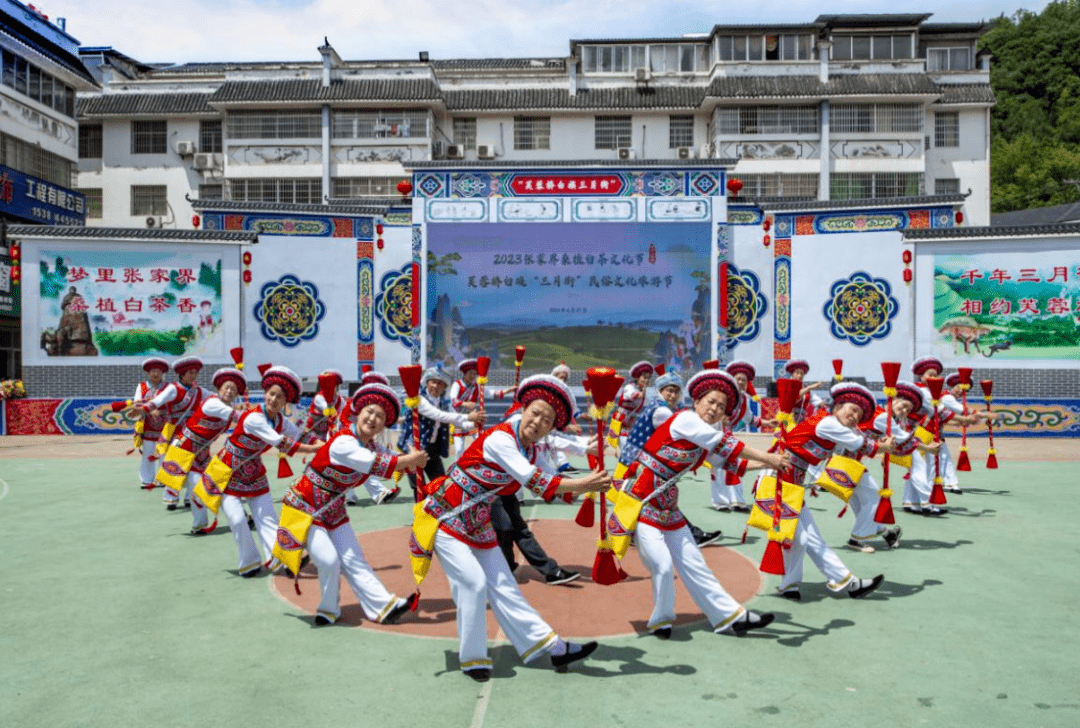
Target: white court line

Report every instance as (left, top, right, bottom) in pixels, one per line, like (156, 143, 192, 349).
(0, 475, 9, 502)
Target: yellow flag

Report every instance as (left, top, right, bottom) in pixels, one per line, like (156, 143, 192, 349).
(272, 503, 314, 577)
(747, 475, 805, 542)
(813, 454, 866, 503)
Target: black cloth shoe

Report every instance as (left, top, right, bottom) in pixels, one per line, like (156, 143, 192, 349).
(381, 593, 419, 625)
(189, 527, 209, 536)
(239, 567, 261, 578)
(545, 569, 581, 586)
(777, 586, 801, 602)
(849, 574, 885, 599)
(166, 503, 178, 511)
(883, 526, 902, 549)
(694, 529, 723, 548)
(381, 487, 401, 504)
(552, 641, 598, 672)
(247, 515, 256, 529)
(922, 507, 948, 516)
(652, 627, 672, 640)
(729, 611, 776, 635)
(902, 506, 922, 514)
(732, 504, 752, 513)
(465, 668, 491, 682)
(314, 614, 334, 626)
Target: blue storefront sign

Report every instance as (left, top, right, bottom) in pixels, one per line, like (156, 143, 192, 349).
(0, 165, 86, 226)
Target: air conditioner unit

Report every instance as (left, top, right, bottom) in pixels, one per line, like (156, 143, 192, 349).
(176, 141, 196, 156)
(677, 146, 695, 159)
(446, 143, 464, 159)
(145, 216, 161, 228)
(193, 153, 219, 171)
(634, 67, 651, 82)
(477, 144, 495, 159)
(617, 147, 634, 160)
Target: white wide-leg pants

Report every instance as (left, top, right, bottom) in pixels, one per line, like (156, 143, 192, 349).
(904, 450, 932, 506)
(138, 440, 159, 487)
(636, 522, 745, 632)
(848, 473, 886, 541)
(434, 530, 558, 672)
(710, 470, 747, 508)
(307, 523, 401, 622)
(780, 503, 854, 592)
(222, 493, 278, 573)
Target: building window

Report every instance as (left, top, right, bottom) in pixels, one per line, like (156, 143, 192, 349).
(830, 173, 923, 200)
(514, 116, 550, 150)
(131, 185, 168, 216)
(668, 115, 695, 148)
(717, 34, 812, 61)
(1, 132, 77, 187)
(227, 110, 321, 140)
(594, 116, 632, 150)
(331, 110, 429, 139)
(131, 120, 167, 154)
(0, 324, 23, 381)
(934, 178, 961, 196)
(1, 48, 75, 115)
(200, 120, 223, 153)
(79, 124, 103, 159)
(77, 188, 103, 218)
(830, 104, 922, 133)
(716, 106, 819, 135)
(452, 118, 477, 151)
(229, 178, 321, 204)
(332, 177, 409, 198)
(927, 47, 973, 71)
(934, 112, 960, 147)
(198, 184, 223, 200)
(738, 173, 819, 198)
(832, 34, 913, 61)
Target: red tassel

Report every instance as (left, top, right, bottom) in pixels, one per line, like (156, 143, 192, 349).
(874, 497, 895, 525)
(592, 549, 624, 585)
(929, 481, 948, 505)
(277, 456, 294, 478)
(986, 452, 998, 469)
(409, 591, 420, 612)
(294, 574, 302, 595)
(126, 447, 137, 456)
(759, 539, 786, 575)
(200, 518, 218, 534)
(740, 525, 748, 544)
(957, 448, 971, 471)
(574, 496, 595, 528)
(837, 505, 848, 519)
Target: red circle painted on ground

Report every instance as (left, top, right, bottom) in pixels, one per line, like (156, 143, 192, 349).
(272, 519, 763, 639)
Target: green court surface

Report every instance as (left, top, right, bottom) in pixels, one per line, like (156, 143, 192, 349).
(1, 447, 1078, 728)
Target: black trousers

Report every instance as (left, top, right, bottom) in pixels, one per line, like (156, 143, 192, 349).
(407, 442, 447, 499)
(491, 494, 560, 577)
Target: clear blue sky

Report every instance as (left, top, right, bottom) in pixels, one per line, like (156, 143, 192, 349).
(45, 0, 1045, 64)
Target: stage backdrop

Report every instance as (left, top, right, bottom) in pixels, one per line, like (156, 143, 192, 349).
(21, 241, 240, 365)
(426, 222, 712, 372)
(918, 243, 1080, 368)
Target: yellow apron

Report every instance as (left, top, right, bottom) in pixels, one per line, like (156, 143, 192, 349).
(154, 443, 197, 496)
(747, 475, 805, 542)
(272, 503, 314, 577)
(814, 454, 866, 503)
(190, 457, 233, 515)
(154, 421, 177, 456)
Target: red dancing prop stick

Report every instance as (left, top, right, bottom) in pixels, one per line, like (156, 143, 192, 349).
(874, 362, 902, 525)
(574, 376, 597, 527)
(832, 359, 844, 382)
(585, 367, 625, 585)
(760, 377, 801, 575)
(398, 365, 426, 501)
(926, 376, 948, 505)
(513, 346, 526, 390)
(474, 356, 491, 436)
(956, 368, 973, 471)
(981, 380, 998, 469)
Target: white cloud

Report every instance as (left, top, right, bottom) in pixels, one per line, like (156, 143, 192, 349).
(47, 0, 1046, 64)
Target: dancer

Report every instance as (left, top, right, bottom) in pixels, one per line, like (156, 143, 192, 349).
(450, 358, 484, 458)
(305, 369, 346, 442)
(610, 360, 653, 450)
(279, 383, 428, 625)
(766, 382, 893, 601)
(713, 360, 774, 512)
(132, 357, 170, 490)
(783, 359, 824, 424)
(335, 370, 400, 506)
(939, 372, 995, 494)
(610, 369, 786, 638)
(410, 375, 610, 682)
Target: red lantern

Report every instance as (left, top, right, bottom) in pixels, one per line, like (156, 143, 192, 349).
(726, 178, 743, 196)
(903, 269, 913, 284)
(242, 270, 252, 284)
(376, 223, 384, 235)
(956, 211, 964, 224)
(763, 234, 771, 247)
(9, 244, 20, 260)
(11, 266, 20, 283)
(396, 180, 413, 196)
(902, 250, 912, 264)
(648, 243, 656, 264)
(763, 217, 772, 232)
(191, 214, 201, 228)
(242, 251, 252, 265)
(377, 238, 384, 251)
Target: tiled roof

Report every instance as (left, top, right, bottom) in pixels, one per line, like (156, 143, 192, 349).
(432, 58, 566, 70)
(0, 12, 97, 86)
(920, 22, 993, 34)
(706, 73, 939, 99)
(190, 199, 388, 215)
(816, 14, 933, 27)
(443, 85, 704, 111)
(4, 225, 257, 243)
(78, 92, 217, 118)
(404, 158, 737, 169)
(904, 222, 1080, 240)
(935, 84, 996, 105)
(990, 201, 1080, 227)
(759, 193, 966, 212)
(208, 78, 441, 104)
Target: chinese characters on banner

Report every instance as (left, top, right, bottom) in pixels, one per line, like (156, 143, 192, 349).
(933, 253, 1080, 362)
(37, 250, 224, 358)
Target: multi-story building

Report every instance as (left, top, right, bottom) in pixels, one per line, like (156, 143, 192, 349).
(1, 0, 96, 378)
(74, 13, 993, 230)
